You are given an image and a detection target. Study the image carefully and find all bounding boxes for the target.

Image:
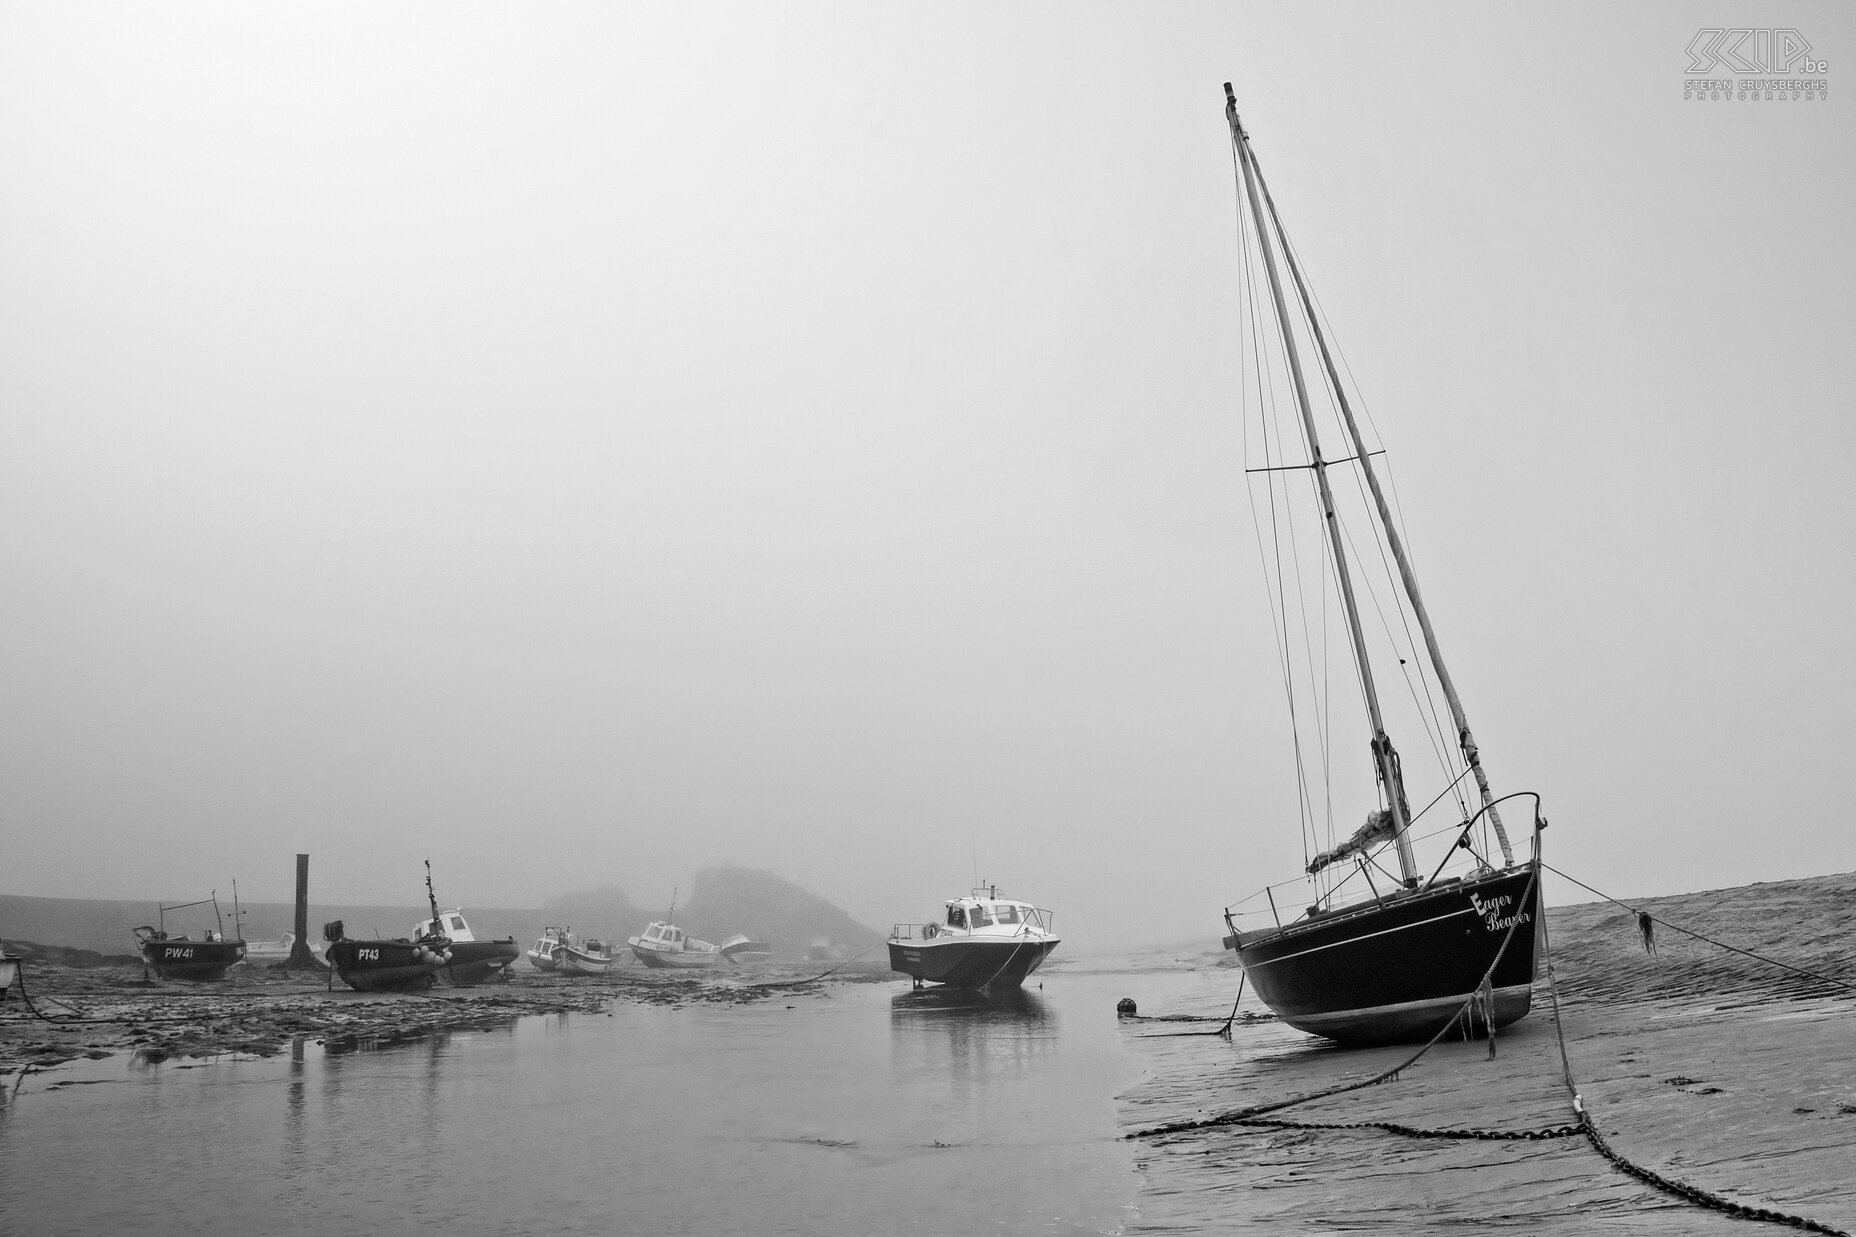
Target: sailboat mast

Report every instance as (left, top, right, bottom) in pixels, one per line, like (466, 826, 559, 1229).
(1243, 101, 1516, 869)
(1225, 85, 1418, 886)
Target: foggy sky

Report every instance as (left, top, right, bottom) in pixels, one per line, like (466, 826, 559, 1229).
(3, 3, 1852, 948)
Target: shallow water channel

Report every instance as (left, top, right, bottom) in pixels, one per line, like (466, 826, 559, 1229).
(0, 956, 1207, 1235)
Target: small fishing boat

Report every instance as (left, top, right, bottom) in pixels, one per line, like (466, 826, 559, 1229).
(527, 926, 567, 971)
(413, 908, 521, 984)
(888, 888, 1059, 990)
(1213, 83, 1543, 1045)
(628, 891, 722, 969)
(719, 934, 773, 965)
(558, 934, 616, 976)
(323, 921, 449, 991)
(325, 862, 497, 991)
(133, 893, 247, 980)
(628, 921, 721, 969)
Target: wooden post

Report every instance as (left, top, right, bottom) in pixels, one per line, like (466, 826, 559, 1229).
(285, 853, 326, 969)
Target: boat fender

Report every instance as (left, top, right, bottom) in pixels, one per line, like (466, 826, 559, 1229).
(323, 920, 345, 943)
(1117, 998, 1137, 1017)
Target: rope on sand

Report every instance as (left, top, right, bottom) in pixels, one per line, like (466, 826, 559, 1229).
(1534, 891, 1852, 1236)
(1, 963, 329, 1027)
(749, 944, 881, 989)
(1137, 973, 1249, 1038)
(1541, 863, 1854, 994)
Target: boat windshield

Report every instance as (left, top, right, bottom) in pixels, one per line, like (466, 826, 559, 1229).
(946, 907, 965, 928)
(969, 905, 995, 928)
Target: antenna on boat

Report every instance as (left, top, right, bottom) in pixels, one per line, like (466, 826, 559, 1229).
(424, 860, 443, 939)
(232, 880, 242, 943)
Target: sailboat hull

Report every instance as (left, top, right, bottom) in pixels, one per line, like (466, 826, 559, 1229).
(1231, 865, 1540, 1045)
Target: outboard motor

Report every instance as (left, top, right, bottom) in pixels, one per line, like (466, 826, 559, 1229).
(323, 919, 345, 943)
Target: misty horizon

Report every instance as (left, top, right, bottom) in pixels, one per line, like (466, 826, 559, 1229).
(3, 6, 1852, 950)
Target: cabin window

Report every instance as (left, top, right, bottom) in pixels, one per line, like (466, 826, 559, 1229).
(994, 905, 1020, 925)
(946, 908, 964, 928)
(969, 906, 994, 928)
(449, 916, 466, 932)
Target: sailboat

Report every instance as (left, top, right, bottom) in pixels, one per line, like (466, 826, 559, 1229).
(1216, 84, 1544, 1045)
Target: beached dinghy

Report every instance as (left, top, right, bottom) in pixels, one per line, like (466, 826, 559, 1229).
(1214, 83, 1543, 1045)
(888, 888, 1059, 990)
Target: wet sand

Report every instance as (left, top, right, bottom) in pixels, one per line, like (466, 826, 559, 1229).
(0, 956, 889, 1074)
(1121, 871, 1856, 1234)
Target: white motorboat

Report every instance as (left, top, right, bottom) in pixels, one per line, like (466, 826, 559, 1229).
(628, 920, 721, 969)
(888, 888, 1059, 990)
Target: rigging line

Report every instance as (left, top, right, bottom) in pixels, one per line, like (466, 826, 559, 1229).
(1282, 222, 1429, 611)
(1236, 178, 1318, 861)
(1540, 864, 1855, 993)
(1245, 450, 1385, 474)
(1234, 144, 1327, 862)
(1274, 239, 1460, 797)
(1328, 503, 1453, 783)
(1316, 470, 1457, 797)
(1269, 187, 1469, 832)
(1233, 130, 1343, 854)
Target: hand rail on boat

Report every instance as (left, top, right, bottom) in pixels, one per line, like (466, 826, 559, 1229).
(1419, 791, 1545, 894)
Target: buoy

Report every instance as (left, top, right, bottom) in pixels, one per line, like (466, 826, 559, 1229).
(1116, 997, 1137, 1017)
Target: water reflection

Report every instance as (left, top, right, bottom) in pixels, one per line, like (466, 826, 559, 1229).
(889, 986, 1055, 1093)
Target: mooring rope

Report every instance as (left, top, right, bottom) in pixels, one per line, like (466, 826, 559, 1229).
(749, 943, 881, 989)
(1138, 972, 1249, 1038)
(0, 965, 335, 1028)
(1541, 863, 1854, 994)
(1533, 879, 1852, 1235)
